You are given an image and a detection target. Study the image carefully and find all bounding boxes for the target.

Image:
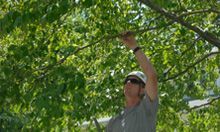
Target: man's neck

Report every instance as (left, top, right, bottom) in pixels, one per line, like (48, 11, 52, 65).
(125, 97, 140, 108)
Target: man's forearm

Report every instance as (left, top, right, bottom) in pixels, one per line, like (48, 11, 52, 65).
(134, 48, 158, 101)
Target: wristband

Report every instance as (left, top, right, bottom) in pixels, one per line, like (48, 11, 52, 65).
(133, 47, 141, 54)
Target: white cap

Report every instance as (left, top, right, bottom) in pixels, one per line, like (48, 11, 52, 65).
(126, 71, 147, 84)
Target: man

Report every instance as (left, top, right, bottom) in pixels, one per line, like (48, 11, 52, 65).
(106, 31, 158, 132)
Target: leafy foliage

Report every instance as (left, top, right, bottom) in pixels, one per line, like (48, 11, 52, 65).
(0, 0, 220, 131)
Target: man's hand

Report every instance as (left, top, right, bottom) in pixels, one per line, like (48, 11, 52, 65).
(120, 31, 138, 50)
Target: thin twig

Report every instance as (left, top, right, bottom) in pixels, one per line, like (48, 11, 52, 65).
(179, 8, 220, 18)
(161, 51, 220, 82)
(163, 37, 201, 77)
(189, 96, 220, 111)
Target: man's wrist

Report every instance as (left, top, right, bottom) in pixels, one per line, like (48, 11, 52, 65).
(132, 46, 141, 54)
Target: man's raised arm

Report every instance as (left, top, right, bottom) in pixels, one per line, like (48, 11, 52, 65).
(120, 31, 158, 101)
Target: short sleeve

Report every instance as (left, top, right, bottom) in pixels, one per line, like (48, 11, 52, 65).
(139, 93, 159, 115)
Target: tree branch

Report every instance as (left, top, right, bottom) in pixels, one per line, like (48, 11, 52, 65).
(134, 21, 174, 35)
(163, 37, 201, 77)
(35, 22, 173, 80)
(179, 8, 220, 18)
(189, 96, 220, 111)
(140, 0, 220, 48)
(161, 51, 220, 82)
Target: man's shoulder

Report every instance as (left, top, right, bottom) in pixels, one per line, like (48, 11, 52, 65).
(109, 111, 123, 123)
(107, 112, 123, 131)
(138, 94, 159, 114)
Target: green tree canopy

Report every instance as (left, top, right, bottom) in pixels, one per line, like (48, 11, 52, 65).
(0, 0, 220, 131)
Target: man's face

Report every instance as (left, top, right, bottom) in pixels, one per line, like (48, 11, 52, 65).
(123, 76, 144, 98)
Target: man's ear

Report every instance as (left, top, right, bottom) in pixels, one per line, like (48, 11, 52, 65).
(139, 88, 145, 99)
(138, 87, 145, 95)
(140, 88, 145, 94)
